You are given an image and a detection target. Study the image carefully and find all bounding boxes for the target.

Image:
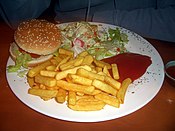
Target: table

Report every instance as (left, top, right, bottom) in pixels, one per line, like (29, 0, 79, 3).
(0, 21, 175, 131)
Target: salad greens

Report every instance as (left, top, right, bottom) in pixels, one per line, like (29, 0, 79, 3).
(59, 22, 128, 60)
(7, 49, 32, 75)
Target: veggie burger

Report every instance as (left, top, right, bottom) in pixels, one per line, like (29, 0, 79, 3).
(9, 19, 61, 71)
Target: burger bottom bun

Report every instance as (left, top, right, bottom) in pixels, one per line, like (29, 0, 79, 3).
(27, 55, 53, 67)
(9, 42, 53, 67)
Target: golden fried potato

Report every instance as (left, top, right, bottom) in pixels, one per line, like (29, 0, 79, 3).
(95, 92, 120, 108)
(55, 65, 91, 80)
(67, 74, 92, 86)
(76, 68, 105, 81)
(111, 64, 119, 80)
(104, 76, 121, 90)
(68, 97, 105, 111)
(57, 80, 95, 95)
(117, 78, 132, 104)
(35, 74, 57, 87)
(68, 91, 76, 105)
(28, 61, 51, 77)
(40, 70, 57, 77)
(28, 88, 58, 98)
(56, 88, 67, 103)
(92, 79, 117, 96)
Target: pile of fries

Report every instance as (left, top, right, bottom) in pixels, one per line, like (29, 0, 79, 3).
(27, 48, 132, 111)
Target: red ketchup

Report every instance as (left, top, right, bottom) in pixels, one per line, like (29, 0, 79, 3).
(103, 53, 152, 82)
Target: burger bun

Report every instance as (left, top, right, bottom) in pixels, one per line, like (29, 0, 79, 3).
(9, 42, 53, 67)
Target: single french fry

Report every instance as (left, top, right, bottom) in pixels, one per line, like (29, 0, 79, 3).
(76, 92, 84, 96)
(58, 48, 74, 57)
(104, 76, 121, 90)
(76, 68, 105, 81)
(46, 65, 56, 71)
(54, 56, 63, 63)
(95, 92, 120, 108)
(35, 74, 57, 87)
(50, 58, 59, 65)
(81, 55, 94, 65)
(28, 88, 58, 98)
(68, 98, 105, 111)
(40, 70, 57, 77)
(95, 67, 102, 72)
(58, 54, 70, 59)
(55, 56, 71, 71)
(28, 61, 51, 77)
(117, 78, 132, 104)
(73, 57, 84, 66)
(55, 65, 92, 80)
(59, 57, 83, 71)
(57, 80, 95, 94)
(39, 84, 46, 89)
(91, 89, 102, 95)
(46, 86, 60, 90)
(68, 91, 76, 105)
(76, 95, 94, 100)
(40, 96, 52, 101)
(103, 65, 111, 77)
(111, 64, 119, 80)
(67, 74, 92, 86)
(94, 59, 111, 69)
(97, 71, 108, 76)
(92, 79, 117, 96)
(77, 51, 89, 57)
(27, 77, 35, 87)
(56, 88, 67, 103)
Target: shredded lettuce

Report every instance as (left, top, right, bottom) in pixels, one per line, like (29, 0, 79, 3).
(59, 22, 129, 60)
(7, 52, 32, 73)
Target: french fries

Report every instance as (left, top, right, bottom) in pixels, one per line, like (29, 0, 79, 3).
(28, 61, 51, 77)
(68, 97, 106, 111)
(55, 65, 91, 80)
(76, 68, 105, 81)
(95, 92, 120, 108)
(104, 76, 121, 90)
(111, 64, 119, 80)
(67, 74, 92, 86)
(58, 48, 74, 57)
(35, 74, 57, 87)
(27, 48, 132, 111)
(28, 88, 58, 98)
(92, 79, 117, 96)
(57, 80, 95, 95)
(117, 78, 132, 104)
(56, 88, 67, 103)
(68, 91, 76, 105)
(94, 59, 111, 69)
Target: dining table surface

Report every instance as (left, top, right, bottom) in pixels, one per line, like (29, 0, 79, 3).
(0, 21, 175, 131)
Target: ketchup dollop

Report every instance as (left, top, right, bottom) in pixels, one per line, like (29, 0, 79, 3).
(103, 53, 152, 82)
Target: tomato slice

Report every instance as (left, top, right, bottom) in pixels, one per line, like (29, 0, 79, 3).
(73, 38, 85, 47)
(19, 48, 40, 58)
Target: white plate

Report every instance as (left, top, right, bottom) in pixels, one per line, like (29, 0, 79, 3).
(6, 22, 164, 122)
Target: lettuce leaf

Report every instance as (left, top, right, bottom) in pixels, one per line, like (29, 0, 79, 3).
(7, 52, 32, 72)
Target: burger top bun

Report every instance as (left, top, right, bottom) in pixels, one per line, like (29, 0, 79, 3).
(14, 19, 61, 55)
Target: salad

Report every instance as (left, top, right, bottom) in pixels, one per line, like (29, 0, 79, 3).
(58, 21, 129, 60)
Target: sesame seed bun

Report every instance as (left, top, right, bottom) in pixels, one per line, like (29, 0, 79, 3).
(14, 19, 61, 55)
